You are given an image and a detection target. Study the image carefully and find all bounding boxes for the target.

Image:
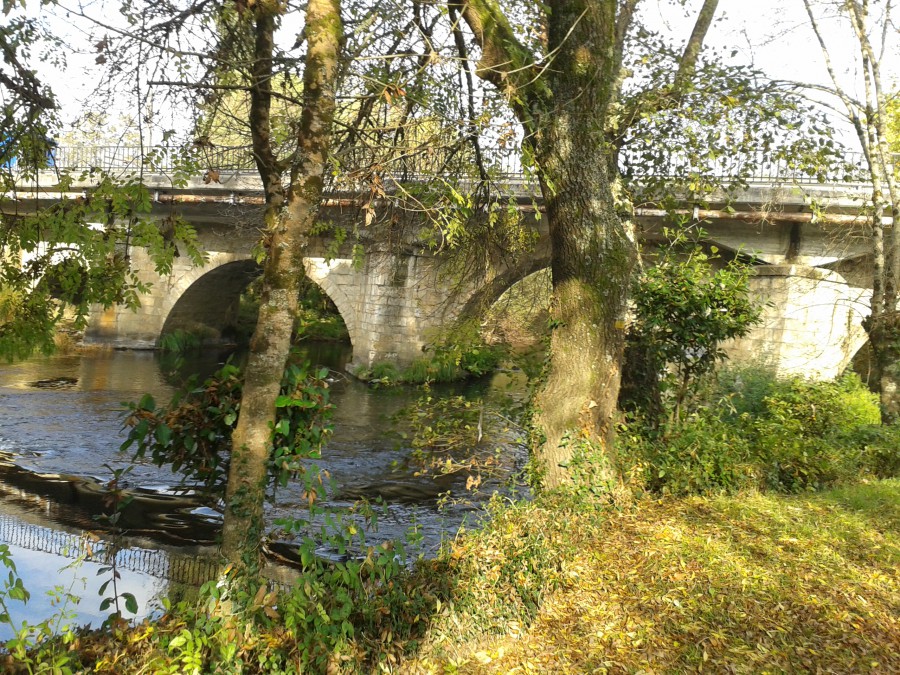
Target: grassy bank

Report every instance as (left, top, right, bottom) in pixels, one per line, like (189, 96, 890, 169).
(408, 481, 899, 673)
(15, 479, 898, 673)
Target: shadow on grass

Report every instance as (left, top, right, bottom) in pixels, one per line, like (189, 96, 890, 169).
(9, 482, 899, 674)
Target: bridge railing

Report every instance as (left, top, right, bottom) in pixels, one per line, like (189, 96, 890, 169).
(0, 515, 218, 587)
(20, 144, 877, 187)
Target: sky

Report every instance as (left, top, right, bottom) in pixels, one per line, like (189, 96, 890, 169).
(17, 0, 897, 150)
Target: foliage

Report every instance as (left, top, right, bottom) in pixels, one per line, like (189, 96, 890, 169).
(121, 357, 333, 493)
(620, 46, 846, 204)
(355, 325, 505, 386)
(389, 390, 520, 495)
(19, 480, 900, 673)
(482, 269, 551, 349)
(625, 368, 898, 496)
(92, 465, 139, 627)
(0, 544, 81, 674)
(157, 330, 203, 353)
(748, 373, 887, 492)
(621, 230, 763, 425)
(294, 308, 349, 343)
(2, 165, 205, 361)
(233, 275, 350, 346)
(623, 410, 758, 497)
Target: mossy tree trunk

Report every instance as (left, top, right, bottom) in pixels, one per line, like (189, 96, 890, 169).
(528, 1, 636, 487)
(221, 0, 343, 568)
(454, 0, 719, 488)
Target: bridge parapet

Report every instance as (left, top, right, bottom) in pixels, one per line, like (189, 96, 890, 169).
(4, 146, 882, 378)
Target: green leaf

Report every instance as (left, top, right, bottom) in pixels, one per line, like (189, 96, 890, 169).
(155, 424, 172, 446)
(168, 633, 188, 650)
(123, 593, 138, 614)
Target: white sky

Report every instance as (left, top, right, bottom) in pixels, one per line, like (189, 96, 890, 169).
(22, 0, 898, 149)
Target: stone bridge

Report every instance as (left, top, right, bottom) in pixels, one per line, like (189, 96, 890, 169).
(7, 148, 880, 379)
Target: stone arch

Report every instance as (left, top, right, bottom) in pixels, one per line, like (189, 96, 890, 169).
(160, 259, 263, 343)
(303, 257, 360, 352)
(456, 254, 552, 321)
(726, 265, 872, 379)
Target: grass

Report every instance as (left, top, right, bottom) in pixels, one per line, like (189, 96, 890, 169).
(9, 480, 899, 673)
(404, 480, 900, 673)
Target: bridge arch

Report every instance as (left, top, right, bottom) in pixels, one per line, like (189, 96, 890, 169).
(160, 259, 262, 344)
(302, 257, 360, 350)
(456, 254, 552, 322)
(157, 255, 359, 353)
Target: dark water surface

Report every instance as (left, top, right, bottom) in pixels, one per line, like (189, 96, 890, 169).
(0, 345, 527, 637)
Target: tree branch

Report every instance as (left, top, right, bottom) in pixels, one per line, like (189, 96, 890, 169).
(447, 0, 545, 125)
(671, 0, 720, 95)
(248, 5, 287, 202)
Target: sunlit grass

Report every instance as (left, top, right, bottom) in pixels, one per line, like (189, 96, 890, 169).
(408, 480, 900, 673)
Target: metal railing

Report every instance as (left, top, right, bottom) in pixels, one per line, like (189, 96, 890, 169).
(14, 144, 874, 188)
(0, 515, 218, 587)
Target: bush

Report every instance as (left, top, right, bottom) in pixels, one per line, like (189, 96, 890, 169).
(624, 411, 758, 496)
(354, 323, 505, 385)
(621, 233, 762, 425)
(158, 328, 203, 352)
(121, 356, 333, 493)
(628, 368, 896, 496)
(840, 423, 900, 479)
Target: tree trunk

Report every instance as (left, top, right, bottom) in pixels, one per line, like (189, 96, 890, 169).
(453, 0, 717, 489)
(529, 0, 637, 488)
(864, 311, 900, 424)
(221, 0, 343, 568)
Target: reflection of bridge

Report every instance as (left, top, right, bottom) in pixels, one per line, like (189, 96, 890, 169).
(6, 146, 882, 378)
(0, 515, 217, 587)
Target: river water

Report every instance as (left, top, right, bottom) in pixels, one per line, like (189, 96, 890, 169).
(0, 345, 528, 638)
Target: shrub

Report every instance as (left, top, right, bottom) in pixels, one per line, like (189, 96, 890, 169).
(621, 232, 762, 425)
(629, 368, 892, 496)
(158, 328, 203, 352)
(624, 411, 758, 496)
(121, 356, 333, 493)
(839, 423, 900, 479)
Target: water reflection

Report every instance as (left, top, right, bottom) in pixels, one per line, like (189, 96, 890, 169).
(0, 344, 528, 632)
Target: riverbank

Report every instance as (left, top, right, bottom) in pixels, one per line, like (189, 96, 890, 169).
(12, 478, 897, 673)
(412, 481, 899, 673)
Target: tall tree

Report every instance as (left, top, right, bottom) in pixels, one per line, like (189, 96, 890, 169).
(802, 0, 900, 421)
(220, 0, 344, 566)
(450, 0, 720, 487)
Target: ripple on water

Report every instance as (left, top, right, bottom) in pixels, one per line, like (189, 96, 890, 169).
(0, 348, 530, 574)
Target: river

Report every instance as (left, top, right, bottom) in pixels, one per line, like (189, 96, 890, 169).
(0, 345, 529, 638)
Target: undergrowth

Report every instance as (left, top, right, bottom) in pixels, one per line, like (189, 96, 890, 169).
(8, 481, 898, 673)
(624, 368, 900, 496)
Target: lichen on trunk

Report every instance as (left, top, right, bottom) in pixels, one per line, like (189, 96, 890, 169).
(454, 0, 719, 489)
(220, 0, 343, 569)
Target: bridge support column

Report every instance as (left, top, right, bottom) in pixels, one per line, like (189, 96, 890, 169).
(341, 251, 462, 372)
(726, 265, 870, 379)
